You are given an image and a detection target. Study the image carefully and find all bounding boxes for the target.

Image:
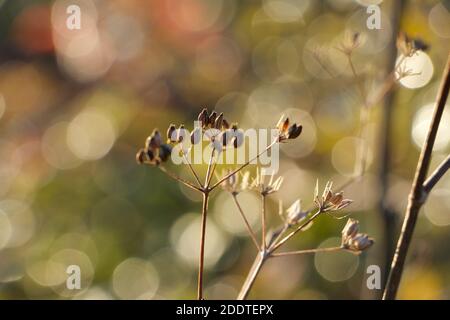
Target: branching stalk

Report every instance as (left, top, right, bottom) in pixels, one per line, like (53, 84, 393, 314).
(383, 54, 450, 300)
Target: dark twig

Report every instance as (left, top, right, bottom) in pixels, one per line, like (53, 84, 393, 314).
(383, 54, 450, 300)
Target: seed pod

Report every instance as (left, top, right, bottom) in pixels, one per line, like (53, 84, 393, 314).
(352, 233, 374, 251)
(146, 148, 155, 161)
(234, 129, 244, 148)
(214, 112, 223, 129)
(167, 124, 177, 143)
(220, 131, 228, 146)
(278, 117, 289, 133)
(177, 125, 185, 142)
(145, 136, 157, 151)
(152, 130, 162, 147)
(190, 127, 201, 145)
(287, 124, 302, 139)
(159, 144, 172, 162)
(208, 111, 217, 127)
(136, 148, 146, 164)
(342, 219, 359, 240)
(198, 108, 209, 127)
(413, 38, 429, 52)
(222, 118, 230, 130)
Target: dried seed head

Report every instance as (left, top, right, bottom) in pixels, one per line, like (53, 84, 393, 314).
(397, 32, 429, 57)
(341, 218, 374, 253)
(287, 123, 302, 139)
(251, 169, 284, 195)
(177, 125, 185, 142)
(159, 144, 172, 162)
(214, 112, 224, 129)
(146, 148, 155, 161)
(190, 127, 201, 145)
(351, 233, 374, 251)
(198, 108, 209, 128)
(276, 115, 302, 142)
(286, 199, 306, 225)
(136, 148, 146, 164)
(146, 129, 162, 150)
(209, 111, 217, 127)
(339, 30, 363, 55)
(341, 218, 359, 240)
(167, 124, 177, 143)
(222, 118, 230, 130)
(315, 180, 353, 212)
(412, 38, 429, 52)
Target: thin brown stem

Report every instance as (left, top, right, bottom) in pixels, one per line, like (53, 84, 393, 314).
(210, 139, 278, 191)
(197, 191, 209, 300)
(158, 166, 202, 192)
(207, 157, 218, 187)
(271, 246, 343, 257)
(270, 209, 322, 253)
(383, 54, 450, 300)
(261, 194, 267, 250)
(182, 153, 202, 187)
(237, 252, 265, 300)
(423, 154, 450, 194)
(232, 194, 261, 251)
(204, 147, 216, 188)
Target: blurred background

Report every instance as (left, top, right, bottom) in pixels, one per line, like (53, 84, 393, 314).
(0, 0, 449, 300)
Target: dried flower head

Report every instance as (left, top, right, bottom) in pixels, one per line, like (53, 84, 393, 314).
(314, 180, 353, 212)
(396, 32, 429, 57)
(285, 199, 307, 226)
(341, 218, 374, 253)
(197, 108, 231, 131)
(341, 218, 359, 239)
(276, 115, 302, 142)
(136, 129, 172, 166)
(338, 31, 363, 55)
(217, 170, 250, 195)
(251, 167, 284, 195)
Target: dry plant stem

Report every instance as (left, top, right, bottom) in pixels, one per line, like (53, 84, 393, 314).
(237, 209, 321, 300)
(183, 153, 203, 187)
(237, 252, 266, 300)
(158, 166, 202, 192)
(232, 194, 261, 251)
(197, 148, 216, 300)
(423, 154, 450, 193)
(270, 210, 322, 253)
(205, 148, 216, 188)
(271, 246, 343, 257)
(347, 54, 370, 178)
(261, 194, 267, 249)
(197, 191, 209, 300)
(377, 2, 404, 296)
(383, 54, 450, 300)
(210, 139, 278, 191)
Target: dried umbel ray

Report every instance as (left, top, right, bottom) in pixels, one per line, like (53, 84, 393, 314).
(136, 108, 373, 300)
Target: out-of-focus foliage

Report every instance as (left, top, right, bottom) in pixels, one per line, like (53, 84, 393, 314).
(0, 0, 449, 299)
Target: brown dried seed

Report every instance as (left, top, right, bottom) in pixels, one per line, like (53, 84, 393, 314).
(281, 118, 289, 133)
(177, 125, 185, 142)
(214, 112, 223, 129)
(198, 108, 209, 127)
(209, 111, 217, 126)
(159, 144, 172, 162)
(136, 148, 146, 164)
(167, 124, 177, 142)
(222, 118, 230, 130)
(191, 127, 201, 145)
(146, 148, 155, 161)
(287, 124, 302, 139)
